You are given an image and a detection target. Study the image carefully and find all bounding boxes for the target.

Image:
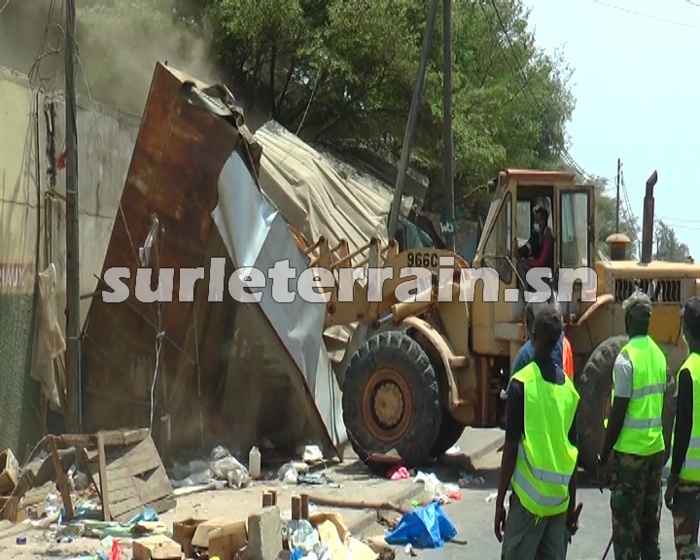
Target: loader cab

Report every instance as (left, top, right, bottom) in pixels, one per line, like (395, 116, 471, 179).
(470, 169, 595, 359)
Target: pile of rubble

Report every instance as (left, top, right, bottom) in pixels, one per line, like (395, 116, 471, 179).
(0, 427, 464, 559)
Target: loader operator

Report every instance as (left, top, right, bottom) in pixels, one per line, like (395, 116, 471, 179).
(598, 291, 666, 560)
(517, 206, 554, 293)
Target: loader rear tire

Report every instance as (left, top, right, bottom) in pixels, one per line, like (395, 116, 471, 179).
(342, 331, 442, 466)
(577, 335, 676, 479)
(577, 335, 627, 479)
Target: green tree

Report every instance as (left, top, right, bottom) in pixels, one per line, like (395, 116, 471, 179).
(37, 0, 576, 227)
(200, 0, 574, 218)
(654, 220, 690, 262)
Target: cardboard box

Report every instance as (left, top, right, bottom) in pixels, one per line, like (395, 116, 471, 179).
(0, 497, 26, 523)
(0, 449, 18, 496)
(173, 517, 206, 557)
(132, 534, 181, 559)
(209, 521, 248, 560)
(192, 518, 240, 548)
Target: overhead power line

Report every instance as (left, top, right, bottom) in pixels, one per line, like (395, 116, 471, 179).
(591, 0, 700, 30)
(480, 0, 590, 179)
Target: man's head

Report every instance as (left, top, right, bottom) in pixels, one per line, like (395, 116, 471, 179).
(525, 302, 546, 337)
(533, 207, 549, 233)
(622, 290, 652, 337)
(681, 297, 700, 348)
(531, 304, 563, 358)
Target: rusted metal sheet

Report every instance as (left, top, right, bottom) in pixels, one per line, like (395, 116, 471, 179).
(81, 63, 262, 456)
(82, 63, 337, 459)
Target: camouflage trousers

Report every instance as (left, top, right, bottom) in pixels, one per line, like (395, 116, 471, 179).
(670, 482, 700, 559)
(609, 450, 664, 560)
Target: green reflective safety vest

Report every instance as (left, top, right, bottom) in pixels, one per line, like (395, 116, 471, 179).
(607, 335, 666, 456)
(673, 352, 700, 483)
(511, 362, 580, 517)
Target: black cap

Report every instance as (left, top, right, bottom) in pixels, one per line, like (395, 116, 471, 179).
(681, 297, 700, 338)
(532, 304, 563, 347)
(623, 290, 652, 321)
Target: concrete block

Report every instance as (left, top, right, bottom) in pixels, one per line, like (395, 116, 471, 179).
(247, 506, 282, 560)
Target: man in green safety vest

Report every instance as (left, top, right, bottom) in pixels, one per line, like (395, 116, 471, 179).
(665, 296, 700, 559)
(494, 304, 581, 559)
(598, 290, 667, 559)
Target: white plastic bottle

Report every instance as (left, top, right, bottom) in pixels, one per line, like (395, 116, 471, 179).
(248, 446, 261, 479)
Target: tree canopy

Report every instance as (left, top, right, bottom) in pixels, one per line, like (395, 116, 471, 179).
(20, 0, 688, 261)
(655, 220, 691, 262)
(58, 0, 575, 220)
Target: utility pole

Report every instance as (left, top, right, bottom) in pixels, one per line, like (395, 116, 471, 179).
(442, 0, 455, 251)
(387, 0, 439, 241)
(64, 0, 82, 432)
(615, 158, 621, 233)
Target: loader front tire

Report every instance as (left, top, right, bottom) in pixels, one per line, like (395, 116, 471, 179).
(577, 335, 676, 479)
(342, 331, 441, 466)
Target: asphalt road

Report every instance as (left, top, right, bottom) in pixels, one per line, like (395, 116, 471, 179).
(387, 450, 679, 560)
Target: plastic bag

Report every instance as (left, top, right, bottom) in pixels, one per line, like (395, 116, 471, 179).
(384, 502, 457, 548)
(209, 446, 251, 489)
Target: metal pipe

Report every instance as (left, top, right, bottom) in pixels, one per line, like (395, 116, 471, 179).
(387, 0, 439, 240)
(640, 170, 658, 264)
(64, 0, 82, 432)
(442, 0, 455, 251)
(615, 158, 621, 233)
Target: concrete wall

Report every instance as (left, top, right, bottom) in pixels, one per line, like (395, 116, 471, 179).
(0, 66, 138, 452)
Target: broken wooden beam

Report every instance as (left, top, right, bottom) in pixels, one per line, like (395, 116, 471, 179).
(48, 437, 73, 520)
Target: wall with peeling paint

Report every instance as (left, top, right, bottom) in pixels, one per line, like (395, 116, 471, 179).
(0, 66, 139, 453)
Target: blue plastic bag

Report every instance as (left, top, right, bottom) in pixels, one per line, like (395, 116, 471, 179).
(385, 502, 458, 549)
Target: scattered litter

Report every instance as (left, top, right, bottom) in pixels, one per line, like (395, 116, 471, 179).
(444, 446, 461, 456)
(297, 473, 338, 487)
(109, 538, 125, 560)
(279, 461, 310, 484)
(303, 445, 324, 463)
(210, 445, 252, 489)
(457, 470, 485, 487)
(413, 472, 460, 503)
(387, 466, 410, 480)
(405, 543, 417, 556)
(486, 492, 498, 503)
(384, 502, 458, 549)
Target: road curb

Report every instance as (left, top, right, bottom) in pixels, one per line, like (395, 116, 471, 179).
(347, 431, 505, 535)
(465, 432, 506, 465)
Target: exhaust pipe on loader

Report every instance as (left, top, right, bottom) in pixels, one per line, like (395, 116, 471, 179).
(641, 170, 658, 264)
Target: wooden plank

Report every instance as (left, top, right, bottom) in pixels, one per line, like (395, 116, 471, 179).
(96, 432, 111, 522)
(48, 437, 73, 520)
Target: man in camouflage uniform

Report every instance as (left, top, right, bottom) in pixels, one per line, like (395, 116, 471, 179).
(598, 291, 667, 559)
(665, 297, 700, 559)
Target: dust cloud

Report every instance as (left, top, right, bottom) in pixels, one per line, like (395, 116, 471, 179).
(0, 0, 218, 115)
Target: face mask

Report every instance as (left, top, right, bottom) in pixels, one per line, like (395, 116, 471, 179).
(533, 223, 541, 233)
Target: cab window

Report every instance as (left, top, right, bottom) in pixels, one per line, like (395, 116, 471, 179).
(560, 191, 589, 267)
(516, 201, 531, 241)
(483, 193, 512, 283)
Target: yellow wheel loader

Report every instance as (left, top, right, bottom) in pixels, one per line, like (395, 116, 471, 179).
(297, 168, 696, 473)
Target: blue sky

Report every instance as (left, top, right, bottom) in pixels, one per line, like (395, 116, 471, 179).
(525, 0, 700, 257)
